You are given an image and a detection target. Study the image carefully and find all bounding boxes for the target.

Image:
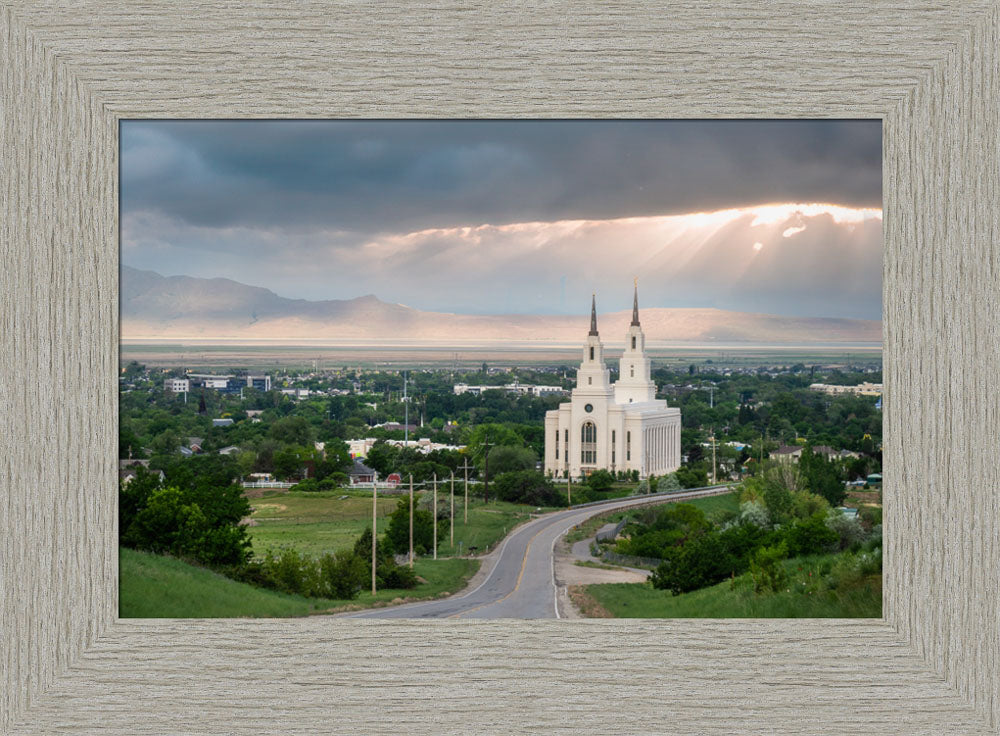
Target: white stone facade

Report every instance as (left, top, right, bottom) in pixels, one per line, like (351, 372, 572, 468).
(544, 288, 681, 480)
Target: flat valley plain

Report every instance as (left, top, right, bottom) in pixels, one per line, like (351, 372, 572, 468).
(121, 339, 882, 371)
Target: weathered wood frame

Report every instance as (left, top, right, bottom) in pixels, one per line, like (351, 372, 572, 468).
(2, 3, 998, 733)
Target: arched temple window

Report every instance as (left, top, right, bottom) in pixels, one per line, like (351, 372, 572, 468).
(581, 421, 597, 465)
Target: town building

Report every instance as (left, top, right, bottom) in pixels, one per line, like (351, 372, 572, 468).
(544, 287, 681, 480)
(771, 445, 804, 463)
(187, 373, 272, 394)
(348, 437, 465, 459)
(453, 382, 568, 397)
(808, 381, 883, 396)
(348, 460, 377, 485)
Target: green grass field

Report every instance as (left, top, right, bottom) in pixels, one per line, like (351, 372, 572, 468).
(435, 499, 552, 556)
(120, 547, 479, 618)
(247, 490, 398, 558)
(247, 489, 554, 560)
(580, 552, 881, 618)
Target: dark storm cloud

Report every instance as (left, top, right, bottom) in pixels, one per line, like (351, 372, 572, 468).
(121, 119, 881, 234)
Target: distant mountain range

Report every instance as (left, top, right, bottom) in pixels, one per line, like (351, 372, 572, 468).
(121, 266, 881, 344)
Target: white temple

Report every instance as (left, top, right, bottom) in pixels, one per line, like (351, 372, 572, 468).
(544, 285, 681, 479)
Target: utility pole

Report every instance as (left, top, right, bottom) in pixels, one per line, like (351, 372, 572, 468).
(408, 474, 414, 568)
(567, 471, 572, 506)
(450, 471, 455, 547)
(711, 428, 717, 484)
(462, 456, 469, 524)
(371, 484, 377, 596)
(760, 431, 765, 474)
(403, 371, 408, 447)
(482, 433, 492, 504)
(432, 473, 438, 560)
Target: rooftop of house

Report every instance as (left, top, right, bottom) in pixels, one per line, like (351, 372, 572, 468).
(772, 445, 803, 455)
(349, 460, 376, 476)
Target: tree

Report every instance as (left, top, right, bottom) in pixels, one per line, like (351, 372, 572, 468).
(273, 445, 310, 479)
(119, 424, 143, 459)
(315, 439, 352, 480)
(492, 470, 565, 507)
(269, 415, 315, 447)
(119, 467, 162, 536)
(385, 496, 438, 555)
(465, 424, 525, 468)
(738, 403, 757, 426)
(798, 446, 846, 506)
(477, 444, 535, 475)
(119, 461, 251, 567)
(364, 441, 400, 476)
(122, 485, 250, 566)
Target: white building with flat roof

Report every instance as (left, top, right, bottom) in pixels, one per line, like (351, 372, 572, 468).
(164, 378, 190, 393)
(544, 286, 681, 480)
(809, 382, 882, 396)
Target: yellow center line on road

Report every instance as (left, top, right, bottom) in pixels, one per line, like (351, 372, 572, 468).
(448, 518, 554, 619)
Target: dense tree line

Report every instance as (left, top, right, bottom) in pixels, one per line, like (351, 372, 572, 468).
(613, 458, 881, 595)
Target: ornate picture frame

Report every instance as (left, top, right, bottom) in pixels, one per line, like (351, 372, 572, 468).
(3, 3, 998, 732)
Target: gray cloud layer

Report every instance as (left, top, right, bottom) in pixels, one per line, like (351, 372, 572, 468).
(123, 120, 880, 231)
(121, 120, 882, 319)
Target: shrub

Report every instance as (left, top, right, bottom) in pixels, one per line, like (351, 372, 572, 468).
(261, 548, 322, 597)
(255, 547, 370, 600)
(353, 527, 418, 590)
(586, 469, 615, 493)
(738, 500, 770, 528)
(789, 490, 830, 519)
(827, 547, 882, 590)
(781, 512, 839, 557)
(658, 473, 682, 492)
(748, 543, 789, 594)
(858, 505, 882, 530)
(651, 531, 736, 595)
(675, 464, 708, 488)
(321, 550, 368, 599)
(825, 509, 867, 550)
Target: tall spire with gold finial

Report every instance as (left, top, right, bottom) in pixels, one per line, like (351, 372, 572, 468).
(588, 293, 598, 336)
(631, 278, 640, 326)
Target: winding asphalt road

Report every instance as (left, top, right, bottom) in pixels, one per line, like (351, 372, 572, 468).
(349, 485, 733, 619)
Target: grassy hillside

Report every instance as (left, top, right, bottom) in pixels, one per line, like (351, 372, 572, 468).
(120, 547, 479, 618)
(565, 490, 740, 545)
(578, 551, 881, 618)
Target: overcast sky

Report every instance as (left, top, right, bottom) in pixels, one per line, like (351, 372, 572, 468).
(121, 120, 882, 319)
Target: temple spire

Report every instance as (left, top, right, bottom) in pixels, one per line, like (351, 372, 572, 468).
(588, 294, 599, 336)
(631, 278, 640, 326)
